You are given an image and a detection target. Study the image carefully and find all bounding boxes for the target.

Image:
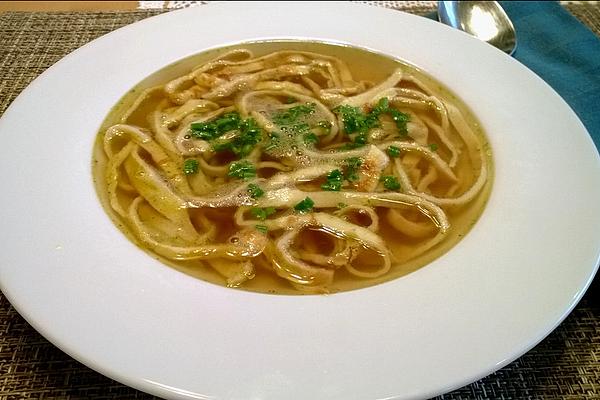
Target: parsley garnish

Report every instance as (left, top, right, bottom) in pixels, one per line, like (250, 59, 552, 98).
(355, 132, 368, 144)
(264, 133, 280, 152)
(190, 113, 263, 158)
(340, 131, 370, 150)
(334, 97, 410, 139)
(373, 98, 410, 135)
(381, 175, 401, 190)
(212, 118, 263, 157)
(228, 161, 256, 180)
(321, 169, 343, 191)
(271, 105, 322, 146)
(190, 112, 241, 140)
(183, 159, 199, 175)
(304, 132, 319, 145)
(255, 224, 268, 234)
(250, 207, 276, 220)
(387, 145, 401, 158)
(337, 202, 347, 209)
(334, 104, 377, 135)
(389, 108, 410, 136)
(344, 157, 363, 182)
(272, 103, 316, 126)
(371, 97, 389, 114)
(294, 197, 314, 213)
(247, 183, 264, 199)
(429, 143, 439, 151)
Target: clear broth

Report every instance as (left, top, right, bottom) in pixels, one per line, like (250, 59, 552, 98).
(92, 41, 493, 295)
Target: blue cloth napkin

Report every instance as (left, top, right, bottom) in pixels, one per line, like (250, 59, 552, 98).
(501, 1, 600, 148)
(429, 1, 600, 148)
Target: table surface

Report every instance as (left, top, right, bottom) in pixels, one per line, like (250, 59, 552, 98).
(1, 2, 599, 399)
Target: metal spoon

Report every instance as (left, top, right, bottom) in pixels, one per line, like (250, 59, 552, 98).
(438, 1, 517, 55)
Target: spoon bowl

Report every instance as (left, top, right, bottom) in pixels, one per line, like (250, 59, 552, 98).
(438, 1, 517, 55)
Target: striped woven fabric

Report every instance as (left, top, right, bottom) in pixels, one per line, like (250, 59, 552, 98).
(1, 3, 599, 399)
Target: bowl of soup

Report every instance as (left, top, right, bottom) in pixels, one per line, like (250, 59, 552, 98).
(93, 40, 493, 295)
(1, 2, 598, 400)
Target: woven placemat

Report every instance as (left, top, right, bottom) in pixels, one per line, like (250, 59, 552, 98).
(1, 3, 599, 399)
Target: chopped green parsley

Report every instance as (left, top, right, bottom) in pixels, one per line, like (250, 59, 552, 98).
(272, 103, 316, 126)
(228, 161, 256, 180)
(255, 224, 268, 234)
(183, 159, 199, 175)
(334, 97, 410, 144)
(190, 112, 263, 158)
(304, 132, 319, 145)
(344, 157, 363, 182)
(321, 169, 343, 191)
(387, 145, 401, 158)
(334, 104, 378, 135)
(264, 133, 280, 152)
(294, 197, 315, 213)
(381, 175, 401, 191)
(190, 112, 241, 141)
(247, 183, 264, 199)
(250, 207, 276, 221)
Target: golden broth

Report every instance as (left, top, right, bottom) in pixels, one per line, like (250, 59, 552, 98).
(92, 41, 493, 295)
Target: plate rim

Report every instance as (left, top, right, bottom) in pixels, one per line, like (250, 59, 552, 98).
(1, 2, 599, 399)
